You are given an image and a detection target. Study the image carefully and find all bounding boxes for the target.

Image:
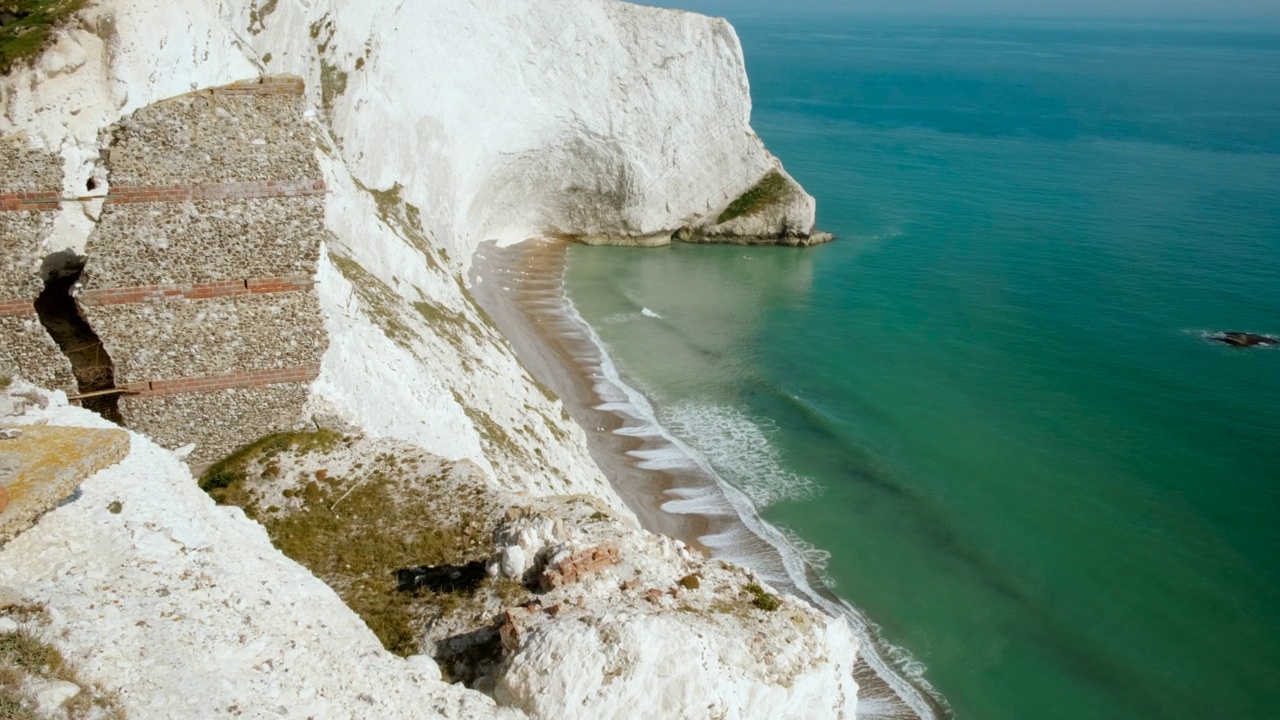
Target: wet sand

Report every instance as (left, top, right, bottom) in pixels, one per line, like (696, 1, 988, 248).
(470, 238, 943, 720)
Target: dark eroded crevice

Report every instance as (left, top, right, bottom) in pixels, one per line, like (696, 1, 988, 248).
(33, 251, 124, 424)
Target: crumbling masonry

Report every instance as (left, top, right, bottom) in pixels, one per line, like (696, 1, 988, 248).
(2, 77, 329, 466)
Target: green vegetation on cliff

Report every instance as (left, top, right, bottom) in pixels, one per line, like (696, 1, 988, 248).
(0, 0, 84, 75)
(716, 170, 790, 224)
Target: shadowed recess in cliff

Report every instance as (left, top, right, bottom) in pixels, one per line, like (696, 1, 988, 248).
(33, 251, 122, 423)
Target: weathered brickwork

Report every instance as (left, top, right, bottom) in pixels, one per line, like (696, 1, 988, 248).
(0, 298, 35, 317)
(122, 365, 320, 396)
(0, 182, 324, 213)
(83, 292, 326, 384)
(120, 382, 314, 467)
(83, 196, 323, 287)
(209, 76, 306, 97)
(0, 316, 76, 391)
(539, 545, 622, 591)
(77, 276, 314, 307)
(0, 192, 64, 212)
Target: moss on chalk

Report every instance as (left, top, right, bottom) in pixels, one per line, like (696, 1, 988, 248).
(716, 170, 790, 224)
(329, 253, 418, 348)
(200, 436, 507, 662)
(247, 0, 278, 35)
(199, 429, 344, 503)
(0, 0, 85, 76)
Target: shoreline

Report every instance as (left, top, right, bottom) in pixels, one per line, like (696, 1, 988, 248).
(470, 238, 948, 720)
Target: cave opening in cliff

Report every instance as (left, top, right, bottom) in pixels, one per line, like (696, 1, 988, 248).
(33, 251, 124, 424)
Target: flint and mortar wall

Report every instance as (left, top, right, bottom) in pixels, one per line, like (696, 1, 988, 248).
(80, 293, 325, 383)
(84, 196, 323, 285)
(106, 83, 315, 186)
(75, 77, 328, 465)
(119, 382, 315, 463)
(0, 143, 76, 390)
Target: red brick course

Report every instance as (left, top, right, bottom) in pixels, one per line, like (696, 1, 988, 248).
(121, 364, 321, 397)
(102, 179, 326, 205)
(209, 76, 306, 96)
(0, 180, 325, 212)
(539, 545, 622, 591)
(77, 275, 315, 307)
(0, 298, 36, 318)
(0, 191, 63, 212)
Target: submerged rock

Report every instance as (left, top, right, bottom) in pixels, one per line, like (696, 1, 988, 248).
(1209, 331, 1279, 348)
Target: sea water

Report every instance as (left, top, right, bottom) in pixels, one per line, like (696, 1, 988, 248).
(562, 16, 1280, 720)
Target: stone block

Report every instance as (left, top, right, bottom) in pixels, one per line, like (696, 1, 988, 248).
(0, 425, 130, 545)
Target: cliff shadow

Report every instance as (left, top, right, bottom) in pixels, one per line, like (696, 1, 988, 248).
(33, 251, 123, 424)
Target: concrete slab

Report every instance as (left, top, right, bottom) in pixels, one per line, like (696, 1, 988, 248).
(0, 425, 130, 545)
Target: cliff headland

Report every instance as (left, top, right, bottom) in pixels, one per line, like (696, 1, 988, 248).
(0, 2, 865, 718)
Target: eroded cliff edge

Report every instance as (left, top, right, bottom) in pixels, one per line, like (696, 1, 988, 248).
(0, 1, 855, 718)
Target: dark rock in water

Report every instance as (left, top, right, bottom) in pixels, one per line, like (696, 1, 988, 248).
(395, 561, 487, 593)
(1209, 332, 1279, 348)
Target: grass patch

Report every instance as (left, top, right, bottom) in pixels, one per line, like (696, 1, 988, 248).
(246, 0, 278, 35)
(199, 430, 343, 504)
(318, 58, 347, 118)
(0, 631, 61, 674)
(716, 170, 791, 224)
(0, 377, 10, 391)
(0, 0, 84, 76)
(352, 179, 445, 273)
(0, 625, 124, 719)
(451, 390, 525, 461)
(201, 437, 503, 659)
(744, 582, 780, 612)
(329, 253, 418, 348)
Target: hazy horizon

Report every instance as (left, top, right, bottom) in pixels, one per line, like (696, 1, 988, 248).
(643, 0, 1280, 21)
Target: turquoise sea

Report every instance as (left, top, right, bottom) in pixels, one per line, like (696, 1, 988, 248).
(562, 16, 1280, 720)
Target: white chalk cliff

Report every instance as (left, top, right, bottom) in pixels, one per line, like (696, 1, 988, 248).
(0, 1, 857, 718)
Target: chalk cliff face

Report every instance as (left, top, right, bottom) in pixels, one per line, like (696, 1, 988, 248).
(0, 1, 856, 718)
(227, 0, 820, 248)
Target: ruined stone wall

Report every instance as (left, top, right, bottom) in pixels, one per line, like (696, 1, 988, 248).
(0, 142, 76, 390)
(81, 293, 324, 383)
(77, 77, 329, 465)
(83, 196, 323, 285)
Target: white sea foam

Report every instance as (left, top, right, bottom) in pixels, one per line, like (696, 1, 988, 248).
(662, 402, 816, 507)
(549, 269, 947, 720)
(641, 307, 663, 319)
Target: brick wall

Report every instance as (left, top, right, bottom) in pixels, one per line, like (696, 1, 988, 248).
(0, 191, 63, 212)
(77, 275, 315, 306)
(122, 365, 321, 396)
(0, 298, 35, 317)
(0, 181, 325, 213)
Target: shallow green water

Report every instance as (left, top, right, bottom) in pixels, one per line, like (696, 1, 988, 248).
(564, 16, 1280, 720)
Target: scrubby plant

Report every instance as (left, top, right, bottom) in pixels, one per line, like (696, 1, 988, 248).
(0, 377, 11, 391)
(745, 582, 780, 612)
(0, 624, 124, 719)
(717, 170, 791, 224)
(0, 0, 85, 75)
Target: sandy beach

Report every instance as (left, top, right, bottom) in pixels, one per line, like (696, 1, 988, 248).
(470, 238, 941, 720)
